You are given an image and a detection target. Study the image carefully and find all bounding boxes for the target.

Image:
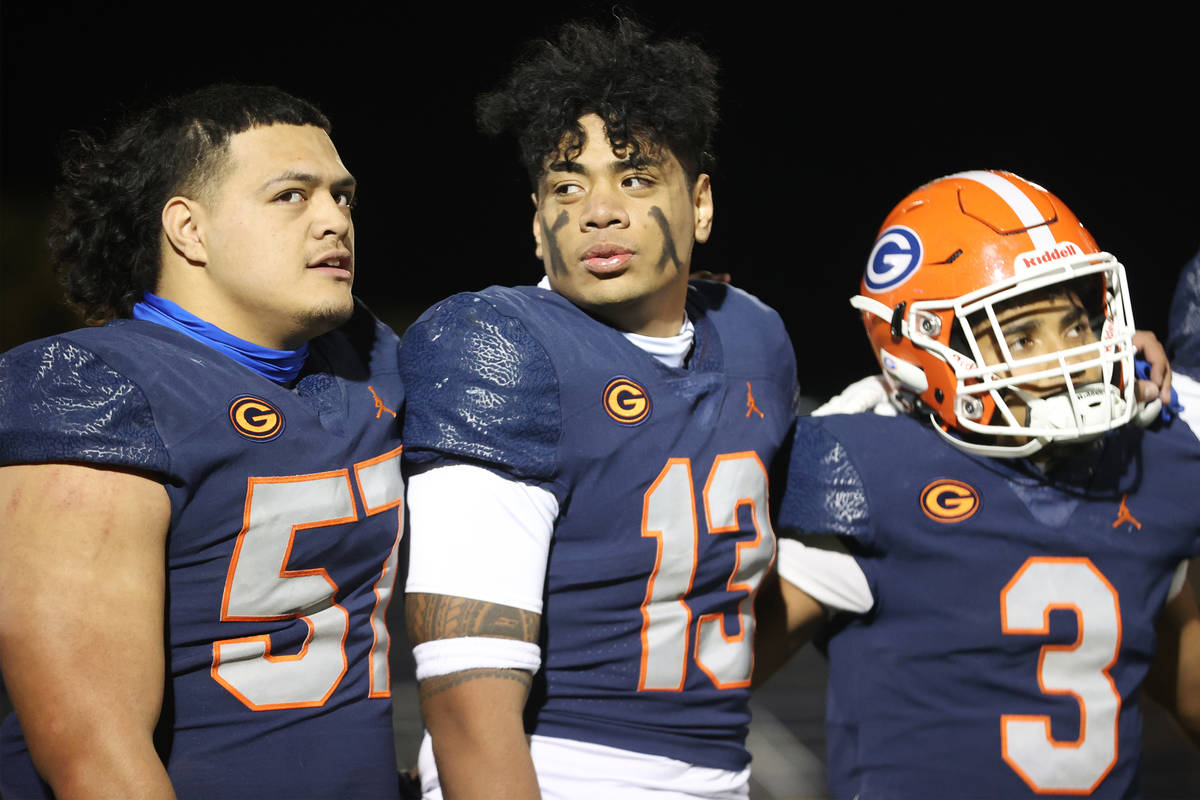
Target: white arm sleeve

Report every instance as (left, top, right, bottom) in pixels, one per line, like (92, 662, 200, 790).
(775, 537, 875, 614)
(405, 463, 559, 614)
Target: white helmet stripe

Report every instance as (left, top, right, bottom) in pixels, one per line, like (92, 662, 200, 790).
(947, 170, 1058, 252)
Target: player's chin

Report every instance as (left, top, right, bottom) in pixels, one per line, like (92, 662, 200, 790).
(576, 275, 652, 306)
(300, 296, 356, 339)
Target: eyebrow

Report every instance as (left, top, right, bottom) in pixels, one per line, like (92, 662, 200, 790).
(546, 160, 586, 176)
(1059, 305, 1088, 328)
(258, 170, 357, 192)
(545, 154, 662, 177)
(998, 304, 1088, 338)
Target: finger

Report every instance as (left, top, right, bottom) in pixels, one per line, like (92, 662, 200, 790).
(1159, 360, 1173, 404)
(1132, 330, 1165, 381)
(1131, 329, 1172, 402)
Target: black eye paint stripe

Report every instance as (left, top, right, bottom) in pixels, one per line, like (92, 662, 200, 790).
(649, 206, 682, 272)
(540, 210, 570, 276)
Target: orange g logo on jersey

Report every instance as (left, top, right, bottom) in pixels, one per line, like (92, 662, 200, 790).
(920, 479, 980, 523)
(229, 396, 284, 441)
(603, 377, 651, 425)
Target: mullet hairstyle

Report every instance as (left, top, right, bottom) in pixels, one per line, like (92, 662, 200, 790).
(49, 84, 331, 323)
(476, 17, 719, 189)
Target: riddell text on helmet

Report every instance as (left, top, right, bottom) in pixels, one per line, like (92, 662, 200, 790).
(1015, 242, 1080, 272)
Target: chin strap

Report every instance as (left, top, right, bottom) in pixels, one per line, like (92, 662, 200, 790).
(929, 382, 1142, 460)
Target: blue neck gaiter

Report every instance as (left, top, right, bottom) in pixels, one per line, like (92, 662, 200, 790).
(131, 293, 309, 384)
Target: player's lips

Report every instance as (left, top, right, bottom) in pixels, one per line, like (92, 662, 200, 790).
(581, 244, 634, 273)
(308, 250, 353, 278)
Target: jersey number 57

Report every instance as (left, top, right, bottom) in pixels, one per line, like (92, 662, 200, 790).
(212, 448, 404, 710)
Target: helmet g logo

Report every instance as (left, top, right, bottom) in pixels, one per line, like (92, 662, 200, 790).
(865, 226, 923, 293)
(603, 377, 651, 425)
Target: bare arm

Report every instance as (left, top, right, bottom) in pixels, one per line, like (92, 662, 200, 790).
(1145, 563, 1200, 749)
(406, 592, 542, 800)
(0, 463, 175, 798)
(752, 568, 826, 689)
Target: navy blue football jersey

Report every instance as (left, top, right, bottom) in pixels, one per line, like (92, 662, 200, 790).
(401, 281, 798, 771)
(0, 303, 405, 799)
(779, 411, 1200, 799)
(1168, 247, 1200, 377)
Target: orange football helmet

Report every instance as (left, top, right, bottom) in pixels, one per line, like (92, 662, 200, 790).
(851, 170, 1139, 457)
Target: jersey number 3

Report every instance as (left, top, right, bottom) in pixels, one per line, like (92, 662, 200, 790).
(212, 448, 404, 710)
(640, 452, 775, 692)
(1001, 556, 1121, 793)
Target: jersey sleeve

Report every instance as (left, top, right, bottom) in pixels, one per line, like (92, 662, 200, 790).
(775, 415, 882, 609)
(399, 292, 563, 496)
(0, 336, 171, 475)
(1168, 247, 1200, 374)
(776, 415, 873, 543)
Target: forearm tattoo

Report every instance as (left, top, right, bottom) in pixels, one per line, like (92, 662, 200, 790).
(418, 666, 534, 702)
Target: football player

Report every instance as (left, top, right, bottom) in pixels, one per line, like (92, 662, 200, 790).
(757, 170, 1200, 797)
(1152, 246, 1200, 751)
(399, 19, 797, 799)
(0, 86, 405, 797)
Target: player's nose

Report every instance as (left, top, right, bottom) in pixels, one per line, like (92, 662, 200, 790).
(311, 189, 352, 238)
(580, 182, 629, 230)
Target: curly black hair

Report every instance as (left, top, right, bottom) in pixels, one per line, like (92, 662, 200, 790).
(49, 84, 330, 323)
(476, 17, 719, 188)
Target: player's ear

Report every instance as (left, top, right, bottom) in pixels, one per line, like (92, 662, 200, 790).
(162, 197, 208, 265)
(531, 194, 544, 261)
(692, 174, 713, 244)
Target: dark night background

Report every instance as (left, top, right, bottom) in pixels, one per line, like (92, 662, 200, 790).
(3, 3, 1197, 402)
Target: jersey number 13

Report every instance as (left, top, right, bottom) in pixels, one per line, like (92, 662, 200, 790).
(639, 452, 775, 692)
